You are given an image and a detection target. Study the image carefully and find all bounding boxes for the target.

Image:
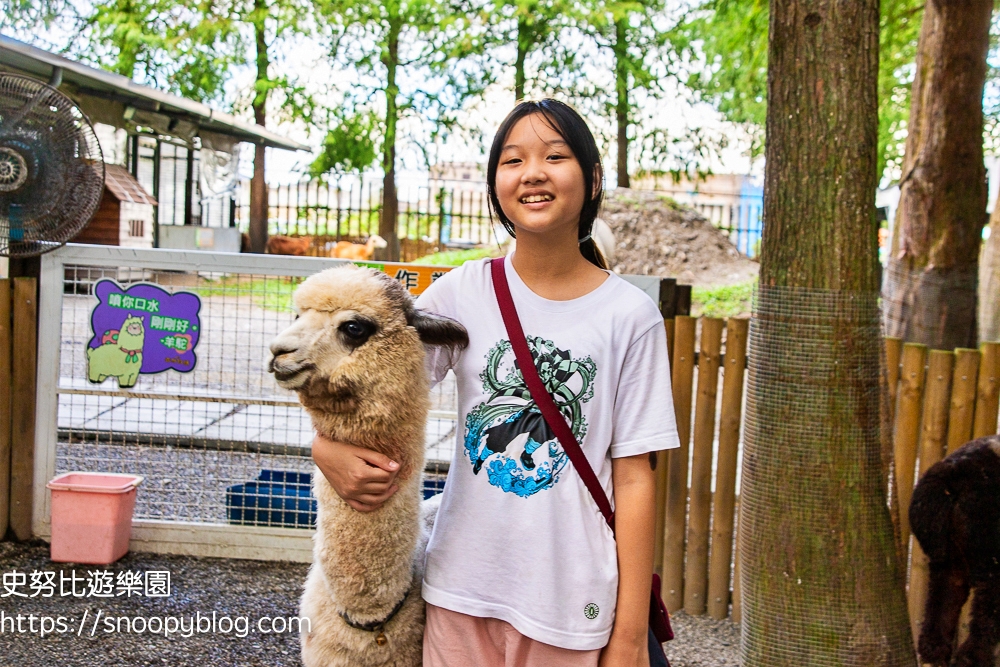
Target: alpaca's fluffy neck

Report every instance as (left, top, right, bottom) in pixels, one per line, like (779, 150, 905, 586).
(306, 393, 427, 622)
(313, 468, 422, 621)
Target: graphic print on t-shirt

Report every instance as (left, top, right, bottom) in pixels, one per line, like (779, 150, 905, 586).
(464, 336, 596, 497)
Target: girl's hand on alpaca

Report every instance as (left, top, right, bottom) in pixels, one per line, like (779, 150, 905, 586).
(598, 631, 649, 667)
(312, 434, 400, 512)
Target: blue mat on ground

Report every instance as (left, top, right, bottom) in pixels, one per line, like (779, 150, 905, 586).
(226, 468, 448, 528)
(226, 469, 317, 528)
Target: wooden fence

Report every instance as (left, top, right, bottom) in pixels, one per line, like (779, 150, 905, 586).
(885, 339, 1000, 641)
(654, 316, 1000, 629)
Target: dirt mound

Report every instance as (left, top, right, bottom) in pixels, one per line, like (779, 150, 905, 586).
(602, 189, 759, 287)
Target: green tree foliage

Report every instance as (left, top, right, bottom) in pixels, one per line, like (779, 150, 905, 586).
(577, 0, 672, 186)
(0, 0, 68, 34)
(670, 0, 767, 155)
(460, 0, 579, 102)
(673, 0, 924, 181)
(506, 0, 574, 100)
(72, 0, 239, 104)
(18, 0, 318, 118)
(310, 110, 380, 176)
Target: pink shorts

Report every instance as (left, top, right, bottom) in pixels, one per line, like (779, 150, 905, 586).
(422, 603, 602, 667)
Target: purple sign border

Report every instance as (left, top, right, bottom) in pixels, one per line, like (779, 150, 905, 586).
(88, 279, 202, 376)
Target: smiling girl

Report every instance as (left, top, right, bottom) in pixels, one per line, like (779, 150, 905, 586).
(313, 99, 679, 667)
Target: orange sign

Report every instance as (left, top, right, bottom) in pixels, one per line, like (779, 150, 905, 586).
(354, 262, 455, 296)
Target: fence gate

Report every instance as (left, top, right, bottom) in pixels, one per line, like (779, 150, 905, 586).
(33, 245, 459, 562)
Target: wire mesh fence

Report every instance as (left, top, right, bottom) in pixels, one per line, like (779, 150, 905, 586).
(50, 257, 458, 530)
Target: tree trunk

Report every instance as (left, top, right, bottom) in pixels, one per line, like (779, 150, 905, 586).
(614, 16, 629, 189)
(515, 14, 528, 101)
(882, 0, 992, 350)
(378, 11, 401, 262)
(980, 202, 1000, 343)
(249, 6, 270, 254)
(741, 2, 915, 665)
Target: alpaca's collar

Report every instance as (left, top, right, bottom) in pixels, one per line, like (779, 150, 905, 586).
(339, 588, 409, 644)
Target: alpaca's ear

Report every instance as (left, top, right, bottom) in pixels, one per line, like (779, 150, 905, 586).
(408, 309, 469, 350)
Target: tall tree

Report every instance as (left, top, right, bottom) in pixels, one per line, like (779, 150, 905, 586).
(981, 206, 1000, 343)
(462, 0, 577, 102)
(249, 0, 271, 254)
(579, 0, 670, 187)
(316, 0, 483, 261)
(507, 0, 571, 100)
(673, 0, 923, 180)
(979, 24, 1000, 344)
(740, 1, 915, 665)
(882, 1, 993, 350)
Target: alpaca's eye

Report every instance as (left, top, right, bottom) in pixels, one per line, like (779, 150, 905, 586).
(339, 319, 375, 346)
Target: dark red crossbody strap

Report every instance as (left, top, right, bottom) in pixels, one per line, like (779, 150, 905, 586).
(490, 257, 615, 531)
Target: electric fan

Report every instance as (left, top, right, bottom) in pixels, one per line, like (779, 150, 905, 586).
(0, 73, 105, 258)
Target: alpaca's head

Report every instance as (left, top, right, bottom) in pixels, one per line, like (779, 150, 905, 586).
(268, 265, 467, 416)
(118, 314, 145, 348)
(368, 234, 388, 249)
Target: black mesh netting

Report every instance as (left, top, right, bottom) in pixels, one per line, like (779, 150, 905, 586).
(739, 285, 915, 666)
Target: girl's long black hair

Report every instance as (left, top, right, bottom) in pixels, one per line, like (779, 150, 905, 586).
(486, 99, 608, 269)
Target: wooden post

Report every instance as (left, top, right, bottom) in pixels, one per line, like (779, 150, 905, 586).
(662, 315, 696, 612)
(893, 343, 928, 548)
(653, 318, 674, 580)
(664, 319, 675, 363)
(957, 343, 996, 647)
(675, 285, 692, 317)
(907, 350, 953, 641)
(972, 342, 1000, 438)
(885, 336, 903, 424)
(9, 278, 37, 540)
(684, 317, 724, 615)
(653, 279, 678, 577)
(652, 319, 674, 580)
(947, 348, 980, 453)
(731, 503, 742, 624)
(707, 317, 749, 620)
(883, 335, 904, 557)
(0, 279, 10, 539)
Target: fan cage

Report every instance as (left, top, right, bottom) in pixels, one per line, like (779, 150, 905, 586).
(0, 73, 105, 258)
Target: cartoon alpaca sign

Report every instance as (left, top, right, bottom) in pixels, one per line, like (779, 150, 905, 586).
(86, 279, 202, 389)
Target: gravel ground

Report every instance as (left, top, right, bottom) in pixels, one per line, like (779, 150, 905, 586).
(0, 540, 307, 667)
(0, 540, 740, 667)
(603, 189, 759, 287)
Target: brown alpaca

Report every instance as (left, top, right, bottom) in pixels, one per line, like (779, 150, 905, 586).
(269, 265, 467, 667)
(329, 234, 388, 260)
(267, 235, 313, 256)
(910, 436, 1000, 667)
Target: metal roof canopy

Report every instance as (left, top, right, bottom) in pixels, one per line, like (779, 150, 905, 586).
(0, 34, 309, 152)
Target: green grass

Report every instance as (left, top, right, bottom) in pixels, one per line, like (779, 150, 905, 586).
(413, 247, 498, 266)
(691, 280, 756, 318)
(194, 276, 301, 313)
(655, 194, 684, 211)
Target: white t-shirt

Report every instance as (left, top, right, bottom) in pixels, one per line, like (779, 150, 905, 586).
(417, 257, 680, 651)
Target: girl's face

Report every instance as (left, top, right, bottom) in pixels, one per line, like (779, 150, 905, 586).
(495, 113, 586, 240)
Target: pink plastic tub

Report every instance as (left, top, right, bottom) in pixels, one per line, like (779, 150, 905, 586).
(47, 472, 144, 565)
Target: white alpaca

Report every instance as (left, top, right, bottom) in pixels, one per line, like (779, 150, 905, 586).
(269, 266, 467, 667)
